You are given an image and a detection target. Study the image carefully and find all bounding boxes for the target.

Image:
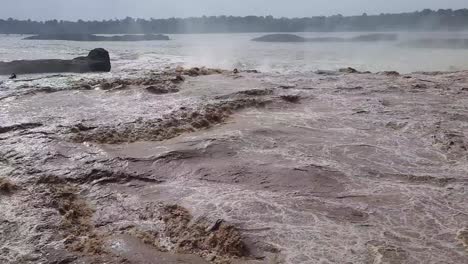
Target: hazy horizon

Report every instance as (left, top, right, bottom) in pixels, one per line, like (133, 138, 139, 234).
(1, 0, 467, 21)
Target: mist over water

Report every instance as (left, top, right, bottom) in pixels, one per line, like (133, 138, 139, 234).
(1, 31, 468, 84)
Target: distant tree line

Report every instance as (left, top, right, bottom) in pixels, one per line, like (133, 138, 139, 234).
(1, 9, 468, 34)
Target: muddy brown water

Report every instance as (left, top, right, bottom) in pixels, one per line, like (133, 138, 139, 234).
(0, 69, 467, 263)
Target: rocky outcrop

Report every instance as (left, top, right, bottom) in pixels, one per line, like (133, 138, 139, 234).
(0, 48, 111, 75)
(252, 33, 398, 43)
(252, 34, 307, 42)
(24, 34, 170, 41)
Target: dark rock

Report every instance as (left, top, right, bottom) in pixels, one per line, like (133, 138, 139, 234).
(186, 67, 201, 76)
(9, 73, 16, 79)
(81, 84, 92, 90)
(315, 70, 340, 75)
(24, 34, 170, 42)
(380, 71, 400, 76)
(69, 123, 97, 133)
(171, 75, 185, 83)
(281, 95, 301, 103)
(176, 66, 225, 76)
(252, 34, 307, 42)
(146, 86, 171, 94)
(0, 177, 16, 194)
(85, 48, 111, 72)
(36, 87, 56, 93)
(146, 85, 179, 95)
(100, 82, 112, 90)
(0, 48, 111, 75)
(206, 219, 224, 232)
(238, 89, 272, 96)
(339, 67, 359, 74)
(412, 83, 428, 89)
(279, 84, 297, 89)
(0, 122, 43, 134)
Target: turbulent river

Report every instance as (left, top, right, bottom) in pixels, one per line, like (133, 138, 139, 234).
(0, 33, 467, 264)
(2, 32, 468, 74)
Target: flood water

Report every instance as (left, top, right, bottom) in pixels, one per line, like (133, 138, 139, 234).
(1, 31, 468, 79)
(1, 31, 468, 264)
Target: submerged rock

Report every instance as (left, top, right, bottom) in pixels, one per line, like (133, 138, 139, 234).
(380, 71, 400, 76)
(176, 66, 225, 76)
(146, 85, 179, 94)
(280, 94, 301, 103)
(0, 48, 111, 74)
(0, 177, 16, 194)
(252, 34, 307, 42)
(253, 33, 398, 43)
(457, 228, 468, 251)
(24, 33, 170, 41)
(339, 67, 359, 73)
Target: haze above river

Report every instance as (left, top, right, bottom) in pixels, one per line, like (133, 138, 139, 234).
(1, 31, 468, 81)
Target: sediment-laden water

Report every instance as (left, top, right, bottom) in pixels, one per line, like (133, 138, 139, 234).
(1, 32, 468, 263)
(0, 66, 467, 263)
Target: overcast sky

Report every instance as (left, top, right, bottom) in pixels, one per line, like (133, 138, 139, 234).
(2, 0, 467, 21)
